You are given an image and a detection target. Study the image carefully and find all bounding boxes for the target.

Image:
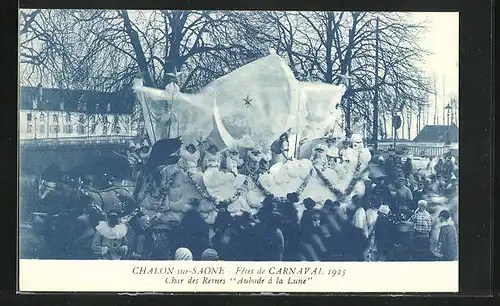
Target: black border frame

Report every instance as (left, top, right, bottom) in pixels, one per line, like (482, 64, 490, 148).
(1, 0, 495, 303)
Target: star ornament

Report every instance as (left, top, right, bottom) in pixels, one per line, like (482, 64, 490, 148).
(166, 68, 182, 82)
(338, 72, 355, 86)
(244, 95, 253, 107)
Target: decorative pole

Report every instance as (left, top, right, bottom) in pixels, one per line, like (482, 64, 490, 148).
(293, 73, 306, 159)
(445, 104, 452, 145)
(165, 68, 182, 139)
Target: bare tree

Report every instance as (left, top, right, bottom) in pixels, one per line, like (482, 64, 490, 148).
(20, 9, 259, 136)
(20, 9, 434, 140)
(242, 11, 433, 137)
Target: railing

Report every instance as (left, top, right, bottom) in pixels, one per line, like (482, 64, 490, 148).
(377, 142, 457, 157)
(405, 146, 450, 157)
(20, 135, 136, 147)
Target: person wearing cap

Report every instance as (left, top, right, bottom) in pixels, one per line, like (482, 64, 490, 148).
(435, 210, 458, 261)
(373, 205, 397, 261)
(393, 178, 414, 216)
(408, 200, 433, 261)
(91, 210, 129, 260)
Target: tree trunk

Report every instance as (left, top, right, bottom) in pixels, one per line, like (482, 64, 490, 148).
(325, 13, 334, 83)
(119, 10, 154, 87)
(163, 11, 185, 87)
(407, 113, 412, 140)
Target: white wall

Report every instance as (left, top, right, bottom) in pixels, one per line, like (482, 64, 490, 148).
(19, 110, 139, 140)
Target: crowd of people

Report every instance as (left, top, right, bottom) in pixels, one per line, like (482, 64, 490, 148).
(35, 154, 456, 262)
(20, 129, 458, 263)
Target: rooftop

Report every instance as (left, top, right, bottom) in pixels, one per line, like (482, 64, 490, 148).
(19, 86, 136, 114)
(412, 124, 459, 143)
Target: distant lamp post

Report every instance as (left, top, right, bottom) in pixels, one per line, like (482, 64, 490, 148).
(445, 104, 452, 145)
(33, 115, 37, 140)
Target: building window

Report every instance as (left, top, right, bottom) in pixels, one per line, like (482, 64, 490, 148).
(78, 114, 85, 123)
(103, 120, 109, 135)
(90, 116, 96, 134)
(63, 124, 73, 134)
(40, 113, 45, 122)
(77, 125, 86, 135)
(27, 123, 32, 133)
(66, 113, 71, 122)
(40, 125, 45, 134)
(53, 114, 58, 122)
(50, 125, 59, 133)
(113, 115, 120, 134)
(27, 113, 32, 121)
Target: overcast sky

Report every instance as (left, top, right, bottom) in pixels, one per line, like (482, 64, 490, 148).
(387, 12, 459, 139)
(413, 12, 459, 123)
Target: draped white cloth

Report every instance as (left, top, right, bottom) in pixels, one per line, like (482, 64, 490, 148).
(133, 50, 346, 155)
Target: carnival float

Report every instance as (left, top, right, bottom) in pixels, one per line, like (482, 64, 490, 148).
(130, 49, 372, 230)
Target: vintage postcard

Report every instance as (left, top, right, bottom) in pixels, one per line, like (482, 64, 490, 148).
(18, 10, 459, 292)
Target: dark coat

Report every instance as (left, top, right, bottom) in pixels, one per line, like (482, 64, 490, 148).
(438, 224, 458, 261)
(374, 214, 397, 254)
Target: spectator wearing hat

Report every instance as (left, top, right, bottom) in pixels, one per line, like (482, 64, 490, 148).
(373, 205, 397, 261)
(298, 198, 329, 260)
(408, 200, 433, 261)
(393, 178, 413, 216)
(343, 196, 369, 261)
(281, 193, 300, 261)
(201, 248, 219, 261)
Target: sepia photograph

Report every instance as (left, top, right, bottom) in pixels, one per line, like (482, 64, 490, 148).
(18, 9, 459, 292)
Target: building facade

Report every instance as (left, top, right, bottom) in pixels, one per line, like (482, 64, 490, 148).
(19, 86, 140, 140)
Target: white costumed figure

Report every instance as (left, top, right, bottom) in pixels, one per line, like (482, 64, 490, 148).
(132, 49, 357, 223)
(224, 148, 243, 176)
(325, 131, 344, 168)
(202, 143, 222, 171)
(244, 146, 265, 178)
(350, 133, 372, 173)
(311, 143, 329, 171)
(179, 143, 200, 170)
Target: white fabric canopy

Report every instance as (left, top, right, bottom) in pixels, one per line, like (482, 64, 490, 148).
(133, 50, 346, 151)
